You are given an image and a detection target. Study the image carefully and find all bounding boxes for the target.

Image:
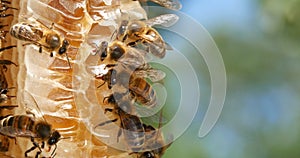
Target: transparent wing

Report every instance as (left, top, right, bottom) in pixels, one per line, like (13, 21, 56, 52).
(134, 68, 166, 82)
(165, 42, 173, 50)
(21, 90, 45, 121)
(146, 0, 182, 10)
(145, 14, 179, 27)
(119, 47, 150, 69)
(135, 104, 168, 125)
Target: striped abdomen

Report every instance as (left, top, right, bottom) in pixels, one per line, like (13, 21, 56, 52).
(0, 115, 35, 138)
(120, 112, 145, 152)
(129, 77, 157, 107)
(10, 23, 43, 42)
(142, 29, 166, 58)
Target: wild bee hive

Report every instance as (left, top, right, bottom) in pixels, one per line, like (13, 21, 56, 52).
(0, 0, 180, 157)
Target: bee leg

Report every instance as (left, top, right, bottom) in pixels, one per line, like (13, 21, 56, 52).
(95, 118, 118, 127)
(41, 141, 45, 149)
(38, 46, 43, 53)
(127, 41, 137, 47)
(117, 121, 124, 142)
(104, 108, 113, 114)
(121, 34, 128, 42)
(35, 151, 41, 158)
(104, 64, 117, 69)
(50, 52, 53, 57)
(0, 59, 18, 67)
(6, 136, 17, 145)
(97, 81, 106, 88)
(65, 52, 72, 68)
(25, 137, 41, 157)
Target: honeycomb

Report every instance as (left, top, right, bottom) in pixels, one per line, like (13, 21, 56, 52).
(0, 0, 176, 157)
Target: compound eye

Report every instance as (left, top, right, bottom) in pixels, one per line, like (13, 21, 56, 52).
(141, 151, 154, 158)
(48, 137, 57, 145)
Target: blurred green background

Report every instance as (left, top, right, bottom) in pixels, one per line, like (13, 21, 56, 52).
(154, 0, 300, 157)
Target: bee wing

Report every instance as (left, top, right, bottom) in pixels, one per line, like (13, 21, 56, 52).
(119, 47, 150, 69)
(134, 68, 166, 82)
(145, 14, 179, 27)
(21, 90, 46, 120)
(164, 42, 173, 50)
(146, 0, 182, 10)
(89, 64, 109, 76)
(10, 23, 43, 42)
(135, 105, 168, 125)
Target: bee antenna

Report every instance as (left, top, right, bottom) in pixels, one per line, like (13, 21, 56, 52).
(65, 52, 71, 68)
(97, 81, 106, 88)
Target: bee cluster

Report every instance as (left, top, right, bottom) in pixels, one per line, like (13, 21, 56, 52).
(0, 0, 181, 157)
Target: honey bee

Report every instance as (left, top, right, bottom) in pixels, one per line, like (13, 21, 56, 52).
(138, 0, 182, 10)
(137, 124, 173, 158)
(95, 66, 159, 108)
(0, 115, 61, 157)
(96, 40, 150, 70)
(129, 76, 157, 108)
(95, 92, 146, 152)
(115, 14, 179, 58)
(0, 92, 62, 158)
(9, 18, 71, 67)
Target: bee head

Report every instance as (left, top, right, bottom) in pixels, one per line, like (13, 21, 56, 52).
(48, 130, 61, 145)
(109, 42, 125, 61)
(58, 39, 69, 55)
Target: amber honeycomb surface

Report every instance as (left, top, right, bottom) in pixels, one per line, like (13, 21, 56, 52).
(1, 0, 149, 157)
